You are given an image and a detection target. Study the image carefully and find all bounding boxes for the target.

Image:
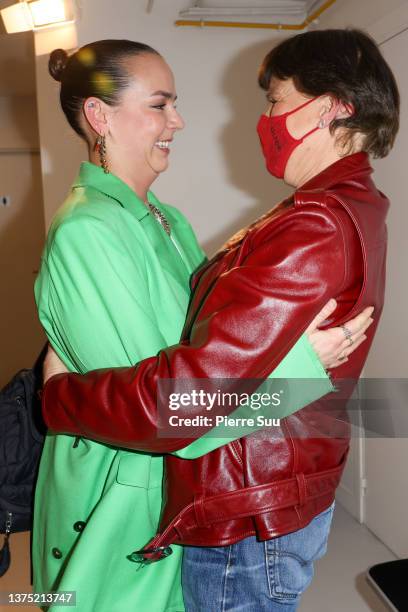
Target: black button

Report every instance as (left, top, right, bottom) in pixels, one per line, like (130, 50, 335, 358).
(73, 521, 86, 533)
(52, 547, 62, 559)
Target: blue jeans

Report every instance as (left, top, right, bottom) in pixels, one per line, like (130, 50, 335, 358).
(182, 502, 335, 611)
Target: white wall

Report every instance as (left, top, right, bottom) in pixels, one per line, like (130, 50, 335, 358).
(0, 27, 45, 385)
(0, 92, 45, 385)
(312, 0, 406, 32)
(315, 0, 408, 555)
(356, 24, 408, 558)
(0, 25, 36, 96)
(0, 152, 45, 385)
(0, 96, 39, 149)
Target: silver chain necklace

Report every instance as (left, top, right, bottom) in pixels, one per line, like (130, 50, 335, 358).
(145, 201, 171, 236)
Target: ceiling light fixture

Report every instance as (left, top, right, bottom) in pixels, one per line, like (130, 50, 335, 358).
(0, 1, 32, 33)
(176, 0, 337, 30)
(1, 0, 74, 34)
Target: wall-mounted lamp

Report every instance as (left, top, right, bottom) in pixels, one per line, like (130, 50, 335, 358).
(1, 0, 74, 34)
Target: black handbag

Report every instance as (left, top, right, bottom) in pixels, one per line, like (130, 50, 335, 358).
(0, 345, 47, 577)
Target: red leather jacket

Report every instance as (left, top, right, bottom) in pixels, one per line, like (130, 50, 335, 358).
(43, 152, 388, 560)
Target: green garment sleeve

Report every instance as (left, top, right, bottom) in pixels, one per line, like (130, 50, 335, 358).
(173, 333, 334, 459)
(36, 216, 168, 374)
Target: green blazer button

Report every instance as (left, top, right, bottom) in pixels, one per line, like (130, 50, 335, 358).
(52, 547, 63, 559)
(73, 521, 86, 533)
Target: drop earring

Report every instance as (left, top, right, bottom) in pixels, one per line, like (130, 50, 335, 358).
(95, 134, 109, 174)
(318, 119, 326, 129)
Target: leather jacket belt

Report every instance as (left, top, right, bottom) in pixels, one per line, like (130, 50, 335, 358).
(133, 463, 344, 563)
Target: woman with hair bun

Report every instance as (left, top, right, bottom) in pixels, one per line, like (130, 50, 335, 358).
(34, 38, 372, 610)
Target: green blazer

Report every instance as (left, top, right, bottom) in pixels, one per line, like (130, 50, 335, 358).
(33, 162, 332, 611)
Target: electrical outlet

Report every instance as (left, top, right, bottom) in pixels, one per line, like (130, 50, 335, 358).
(1, 195, 11, 206)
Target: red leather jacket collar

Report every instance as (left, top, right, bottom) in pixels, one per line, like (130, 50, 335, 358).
(300, 152, 372, 191)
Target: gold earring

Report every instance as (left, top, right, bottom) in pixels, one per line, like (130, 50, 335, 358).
(95, 135, 109, 174)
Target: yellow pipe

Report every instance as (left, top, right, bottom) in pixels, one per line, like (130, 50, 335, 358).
(175, 20, 306, 30)
(175, 0, 337, 30)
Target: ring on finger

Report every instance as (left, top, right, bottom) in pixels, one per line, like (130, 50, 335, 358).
(341, 324, 353, 345)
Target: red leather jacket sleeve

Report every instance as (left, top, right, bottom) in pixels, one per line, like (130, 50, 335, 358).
(42, 205, 346, 452)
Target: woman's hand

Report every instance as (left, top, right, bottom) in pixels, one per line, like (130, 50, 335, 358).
(306, 299, 374, 369)
(43, 345, 69, 384)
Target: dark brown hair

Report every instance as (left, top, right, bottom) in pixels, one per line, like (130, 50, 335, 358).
(49, 39, 160, 139)
(258, 29, 400, 158)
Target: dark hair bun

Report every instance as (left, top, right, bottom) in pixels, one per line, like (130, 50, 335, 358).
(49, 48, 69, 82)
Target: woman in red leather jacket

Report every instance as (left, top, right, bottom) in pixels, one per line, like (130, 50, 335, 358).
(42, 29, 399, 611)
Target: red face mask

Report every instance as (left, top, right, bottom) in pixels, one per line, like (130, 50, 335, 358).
(257, 97, 319, 179)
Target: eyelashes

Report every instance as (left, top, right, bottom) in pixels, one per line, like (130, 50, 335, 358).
(151, 103, 178, 110)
